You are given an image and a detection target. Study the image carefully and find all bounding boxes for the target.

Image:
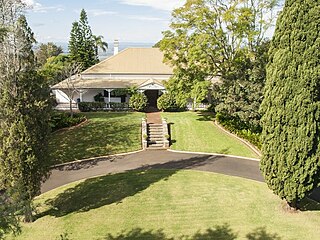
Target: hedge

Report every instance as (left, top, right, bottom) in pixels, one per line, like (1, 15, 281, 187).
(50, 111, 86, 132)
(216, 112, 261, 149)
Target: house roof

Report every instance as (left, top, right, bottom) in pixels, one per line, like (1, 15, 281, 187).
(52, 77, 167, 90)
(83, 48, 173, 75)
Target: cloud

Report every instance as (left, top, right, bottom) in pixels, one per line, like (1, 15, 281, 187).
(119, 0, 184, 11)
(22, 0, 65, 13)
(87, 9, 118, 17)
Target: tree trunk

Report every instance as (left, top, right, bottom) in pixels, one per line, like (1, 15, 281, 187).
(23, 201, 34, 223)
(69, 99, 73, 118)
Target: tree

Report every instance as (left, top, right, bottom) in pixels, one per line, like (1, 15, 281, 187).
(92, 35, 108, 57)
(260, 0, 320, 208)
(40, 54, 71, 85)
(160, 0, 279, 124)
(0, 11, 52, 224)
(61, 62, 83, 117)
(68, 9, 97, 70)
(35, 42, 63, 66)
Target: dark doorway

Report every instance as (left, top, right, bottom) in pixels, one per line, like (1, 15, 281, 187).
(145, 90, 159, 107)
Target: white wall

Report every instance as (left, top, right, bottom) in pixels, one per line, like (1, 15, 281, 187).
(81, 89, 102, 102)
(54, 90, 79, 104)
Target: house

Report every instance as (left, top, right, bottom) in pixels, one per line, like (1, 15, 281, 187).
(52, 45, 173, 109)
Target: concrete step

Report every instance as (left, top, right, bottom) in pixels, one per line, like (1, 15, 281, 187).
(146, 146, 165, 150)
(148, 137, 164, 141)
(147, 143, 164, 148)
(148, 140, 164, 145)
(148, 124, 162, 127)
(148, 126, 163, 129)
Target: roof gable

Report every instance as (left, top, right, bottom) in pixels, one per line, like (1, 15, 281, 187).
(83, 48, 173, 75)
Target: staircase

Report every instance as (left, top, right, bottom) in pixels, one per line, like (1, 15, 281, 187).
(147, 124, 164, 149)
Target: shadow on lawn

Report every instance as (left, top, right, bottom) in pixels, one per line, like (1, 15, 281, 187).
(196, 112, 215, 122)
(39, 169, 178, 218)
(39, 155, 222, 218)
(104, 225, 281, 240)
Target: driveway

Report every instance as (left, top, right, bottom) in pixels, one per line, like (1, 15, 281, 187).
(41, 150, 320, 202)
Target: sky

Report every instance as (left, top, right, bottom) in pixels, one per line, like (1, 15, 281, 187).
(22, 0, 185, 44)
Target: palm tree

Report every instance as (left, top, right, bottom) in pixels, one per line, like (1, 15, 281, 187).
(92, 35, 108, 57)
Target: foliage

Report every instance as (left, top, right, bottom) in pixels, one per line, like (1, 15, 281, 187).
(35, 42, 63, 66)
(0, 13, 52, 223)
(78, 102, 106, 112)
(159, 0, 279, 123)
(190, 81, 211, 110)
(93, 92, 104, 102)
(0, 191, 20, 239)
(260, 0, 320, 208)
(50, 111, 86, 132)
(129, 92, 148, 111)
(110, 102, 130, 111)
(216, 112, 261, 148)
(157, 93, 176, 111)
(68, 9, 97, 70)
(40, 54, 71, 85)
(92, 35, 108, 56)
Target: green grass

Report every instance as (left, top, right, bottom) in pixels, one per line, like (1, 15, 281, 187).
(163, 112, 259, 158)
(10, 170, 320, 240)
(49, 112, 144, 164)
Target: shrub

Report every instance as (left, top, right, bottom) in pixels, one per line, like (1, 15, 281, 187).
(93, 92, 104, 102)
(129, 93, 148, 111)
(78, 102, 106, 112)
(110, 102, 130, 111)
(157, 93, 174, 111)
(50, 111, 86, 132)
(216, 112, 261, 149)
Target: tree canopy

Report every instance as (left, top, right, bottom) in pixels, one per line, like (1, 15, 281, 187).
(159, 0, 279, 127)
(35, 42, 63, 66)
(0, 7, 51, 224)
(68, 9, 97, 70)
(260, 0, 320, 208)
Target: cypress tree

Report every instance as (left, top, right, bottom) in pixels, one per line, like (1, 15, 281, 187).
(0, 15, 51, 222)
(68, 9, 97, 70)
(260, 0, 320, 208)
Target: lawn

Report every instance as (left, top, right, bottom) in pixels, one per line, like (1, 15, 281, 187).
(9, 170, 320, 240)
(162, 112, 259, 159)
(49, 112, 144, 164)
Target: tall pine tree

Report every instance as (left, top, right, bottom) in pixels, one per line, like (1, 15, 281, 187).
(260, 0, 320, 208)
(0, 14, 51, 222)
(68, 9, 97, 70)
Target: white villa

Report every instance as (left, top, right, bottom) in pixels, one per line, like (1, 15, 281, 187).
(52, 45, 173, 109)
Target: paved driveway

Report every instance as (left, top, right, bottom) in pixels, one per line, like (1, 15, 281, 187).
(41, 150, 319, 202)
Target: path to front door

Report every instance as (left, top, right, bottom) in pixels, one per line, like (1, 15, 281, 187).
(146, 107, 162, 124)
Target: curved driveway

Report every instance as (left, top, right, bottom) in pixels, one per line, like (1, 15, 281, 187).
(41, 150, 320, 202)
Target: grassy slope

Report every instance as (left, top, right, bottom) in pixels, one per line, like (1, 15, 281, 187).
(49, 112, 144, 164)
(163, 112, 258, 158)
(11, 170, 319, 240)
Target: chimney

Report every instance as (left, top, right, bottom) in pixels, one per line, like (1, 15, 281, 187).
(114, 39, 119, 55)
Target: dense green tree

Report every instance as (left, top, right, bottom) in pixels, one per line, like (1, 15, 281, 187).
(92, 35, 108, 56)
(68, 9, 97, 70)
(0, 13, 52, 223)
(35, 42, 63, 66)
(160, 0, 279, 125)
(40, 54, 71, 85)
(260, 0, 320, 208)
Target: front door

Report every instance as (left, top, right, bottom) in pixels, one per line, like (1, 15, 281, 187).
(144, 90, 159, 107)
